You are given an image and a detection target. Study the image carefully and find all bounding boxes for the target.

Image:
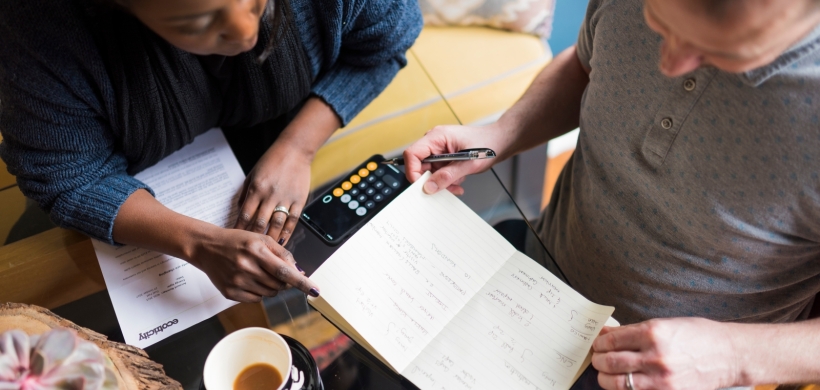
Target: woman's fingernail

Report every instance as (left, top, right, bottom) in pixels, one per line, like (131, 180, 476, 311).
(309, 288, 320, 298)
(278, 238, 285, 245)
(423, 181, 438, 194)
(296, 263, 304, 272)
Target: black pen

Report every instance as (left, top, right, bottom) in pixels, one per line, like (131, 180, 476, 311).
(381, 148, 496, 166)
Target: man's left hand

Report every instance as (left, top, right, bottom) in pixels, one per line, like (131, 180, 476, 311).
(591, 317, 741, 390)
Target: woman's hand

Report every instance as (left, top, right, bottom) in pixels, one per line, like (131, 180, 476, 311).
(191, 226, 319, 302)
(234, 141, 311, 246)
(233, 97, 341, 246)
(591, 318, 739, 390)
(403, 123, 509, 195)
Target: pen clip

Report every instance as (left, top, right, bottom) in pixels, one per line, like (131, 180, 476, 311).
(457, 148, 497, 159)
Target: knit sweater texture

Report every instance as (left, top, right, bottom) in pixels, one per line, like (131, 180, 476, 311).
(0, 0, 422, 244)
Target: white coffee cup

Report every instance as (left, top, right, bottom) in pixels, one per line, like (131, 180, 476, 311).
(203, 327, 293, 390)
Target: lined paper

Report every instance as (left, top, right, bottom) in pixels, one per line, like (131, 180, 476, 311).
(310, 172, 614, 388)
(406, 251, 613, 389)
(310, 172, 516, 370)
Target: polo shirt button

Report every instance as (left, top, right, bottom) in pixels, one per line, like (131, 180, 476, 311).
(683, 78, 696, 91)
(661, 117, 673, 129)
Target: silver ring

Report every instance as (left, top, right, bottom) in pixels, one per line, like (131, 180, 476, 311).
(625, 372, 635, 390)
(273, 206, 290, 217)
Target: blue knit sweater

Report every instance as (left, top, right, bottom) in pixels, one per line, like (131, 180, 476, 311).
(0, 0, 422, 244)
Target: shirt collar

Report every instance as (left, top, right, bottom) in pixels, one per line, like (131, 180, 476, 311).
(738, 22, 820, 87)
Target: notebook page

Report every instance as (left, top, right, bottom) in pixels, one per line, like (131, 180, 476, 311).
(309, 172, 516, 371)
(405, 251, 614, 390)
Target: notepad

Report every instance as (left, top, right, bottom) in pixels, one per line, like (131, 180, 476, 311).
(309, 172, 616, 389)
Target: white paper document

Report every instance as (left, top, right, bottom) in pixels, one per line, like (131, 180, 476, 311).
(310, 172, 616, 389)
(93, 129, 241, 348)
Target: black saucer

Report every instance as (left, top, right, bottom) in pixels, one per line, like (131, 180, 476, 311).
(200, 334, 323, 390)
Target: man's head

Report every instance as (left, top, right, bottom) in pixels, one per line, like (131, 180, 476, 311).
(644, 0, 820, 77)
(111, 0, 272, 57)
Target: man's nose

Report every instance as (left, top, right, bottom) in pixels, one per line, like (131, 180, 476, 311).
(219, 3, 258, 44)
(659, 35, 703, 77)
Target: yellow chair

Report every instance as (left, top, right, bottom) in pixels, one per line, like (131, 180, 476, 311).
(310, 26, 551, 187)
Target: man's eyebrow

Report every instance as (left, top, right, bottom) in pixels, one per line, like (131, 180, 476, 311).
(163, 10, 217, 21)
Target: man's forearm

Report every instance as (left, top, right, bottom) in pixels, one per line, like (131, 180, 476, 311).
(495, 45, 590, 160)
(731, 318, 820, 385)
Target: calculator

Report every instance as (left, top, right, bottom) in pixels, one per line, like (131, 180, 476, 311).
(300, 155, 410, 246)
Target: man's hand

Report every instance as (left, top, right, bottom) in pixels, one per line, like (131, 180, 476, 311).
(591, 318, 740, 390)
(191, 227, 318, 302)
(403, 123, 508, 195)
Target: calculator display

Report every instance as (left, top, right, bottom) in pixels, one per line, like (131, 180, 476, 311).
(300, 155, 410, 245)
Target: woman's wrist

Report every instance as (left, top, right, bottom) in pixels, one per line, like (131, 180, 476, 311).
(113, 189, 221, 268)
(268, 97, 341, 162)
(180, 219, 223, 267)
(265, 134, 319, 163)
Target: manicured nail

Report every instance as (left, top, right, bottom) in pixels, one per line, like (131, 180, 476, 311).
(278, 238, 285, 245)
(296, 263, 304, 272)
(309, 288, 320, 298)
(423, 181, 438, 194)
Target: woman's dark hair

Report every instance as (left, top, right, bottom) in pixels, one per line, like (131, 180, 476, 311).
(96, 0, 293, 63)
(257, 0, 293, 63)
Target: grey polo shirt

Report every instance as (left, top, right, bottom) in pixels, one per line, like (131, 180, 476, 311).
(534, 0, 820, 325)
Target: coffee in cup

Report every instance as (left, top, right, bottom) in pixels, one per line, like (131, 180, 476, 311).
(204, 327, 292, 390)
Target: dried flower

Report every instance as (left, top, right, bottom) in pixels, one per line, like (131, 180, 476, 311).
(0, 329, 118, 390)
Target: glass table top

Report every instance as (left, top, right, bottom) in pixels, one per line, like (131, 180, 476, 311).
(0, 37, 556, 390)
(34, 164, 556, 390)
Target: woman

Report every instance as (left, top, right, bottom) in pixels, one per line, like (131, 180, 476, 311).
(0, 0, 422, 302)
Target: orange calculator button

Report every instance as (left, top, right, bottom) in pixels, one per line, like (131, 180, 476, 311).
(341, 181, 352, 190)
(350, 175, 361, 184)
(358, 168, 369, 177)
(366, 162, 378, 171)
(332, 188, 344, 197)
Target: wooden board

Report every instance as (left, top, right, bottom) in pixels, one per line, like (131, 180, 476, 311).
(0, 302, 181, 390)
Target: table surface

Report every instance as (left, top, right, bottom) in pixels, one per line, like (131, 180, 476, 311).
(149, 166, 553, 390)
(0, 64, 556, 390)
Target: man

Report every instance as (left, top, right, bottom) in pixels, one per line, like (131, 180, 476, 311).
(403, 0, 820, 388)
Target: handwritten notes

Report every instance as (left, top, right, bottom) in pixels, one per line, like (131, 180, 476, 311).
(309, 172, 614, 388)
(406, 252, 613, 389)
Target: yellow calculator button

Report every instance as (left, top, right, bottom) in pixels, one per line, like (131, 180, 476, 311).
(350, 175, 361, 184)
(366, 162, 378, 171)
(358, 168, 369, 177)
(332, 188, 344, 197)
(341, 181, 352, 190)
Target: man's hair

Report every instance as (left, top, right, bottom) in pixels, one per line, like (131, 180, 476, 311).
(700, 0, 820, 20)
(96, 0, 293, 63)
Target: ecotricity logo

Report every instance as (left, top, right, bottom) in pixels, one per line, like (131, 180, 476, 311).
(138, 319, 179, 341)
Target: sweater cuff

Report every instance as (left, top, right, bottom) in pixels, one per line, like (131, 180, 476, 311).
(311, 60, 402, 126)
(51, 174, 154, 245)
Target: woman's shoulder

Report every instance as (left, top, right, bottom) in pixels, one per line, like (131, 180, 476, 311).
(0, 0, 104, 75)
(0, 0, 94, 44)
(0, 0, 111, 119)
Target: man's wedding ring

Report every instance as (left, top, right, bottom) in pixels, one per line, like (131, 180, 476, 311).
(625, 372, 636, 390)
(273, 206, 290, 217)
